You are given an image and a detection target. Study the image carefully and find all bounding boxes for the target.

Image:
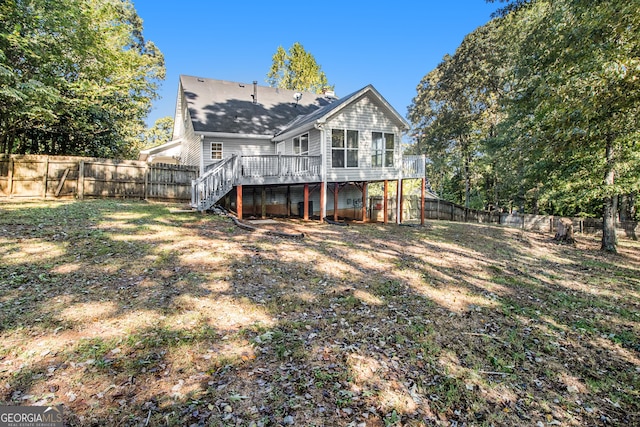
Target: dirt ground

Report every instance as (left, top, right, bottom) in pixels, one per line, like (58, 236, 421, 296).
(0, 199, 639, 426)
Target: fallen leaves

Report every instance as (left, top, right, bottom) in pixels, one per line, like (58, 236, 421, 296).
(0, 200, 639, 426)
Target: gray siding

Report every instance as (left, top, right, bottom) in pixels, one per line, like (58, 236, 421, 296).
(172, 82, 186, 141)
(202, 137, 275, 171)
(279, 129, 321, 156)
(176, 86, 202, 169)
(324, 95, 403, 182)
(308, 129, 322, 156)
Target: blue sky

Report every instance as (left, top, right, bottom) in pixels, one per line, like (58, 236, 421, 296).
(132, 1, 500, 130)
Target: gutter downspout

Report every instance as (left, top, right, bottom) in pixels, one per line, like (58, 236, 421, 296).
(315, 122, 327, 221)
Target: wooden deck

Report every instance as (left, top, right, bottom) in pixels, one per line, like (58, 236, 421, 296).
(192, 154, 426, 210)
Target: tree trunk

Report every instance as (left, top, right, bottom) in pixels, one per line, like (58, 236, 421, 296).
(601, 139, 618, 253)
(464, 152, 470, 209)
(554, 217, 576, 244)
(602, 194, 618, 252)
(619, 192, 637, 222)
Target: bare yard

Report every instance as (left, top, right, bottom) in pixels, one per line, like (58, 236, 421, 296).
(0, 199, 639, 426)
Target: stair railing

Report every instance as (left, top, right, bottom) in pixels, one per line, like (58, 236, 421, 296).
(191, 155, 239, 211)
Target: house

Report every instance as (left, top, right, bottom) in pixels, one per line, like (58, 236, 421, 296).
(138, 139, 182, 164)
(157, 75, 427, 223)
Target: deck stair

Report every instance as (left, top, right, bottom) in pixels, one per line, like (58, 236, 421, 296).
(191, 155, 238, 211)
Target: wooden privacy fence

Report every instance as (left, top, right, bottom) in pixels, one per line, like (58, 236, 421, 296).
(401, 195, 639, 239)
(0, 155, 198, 202)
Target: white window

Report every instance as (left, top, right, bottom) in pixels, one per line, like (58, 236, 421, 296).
(372, 132, 395, 167)
(293, 133, 309, 155)
(331, 129, 358, 168)
(211, 142, 223, 160)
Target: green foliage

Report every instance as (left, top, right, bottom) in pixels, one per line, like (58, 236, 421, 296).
(409, 0, 640, 250)
(408, 19, 507, 209)
(266, 42, 333, 94)
(502, 0, 640, 251)
(0, 0, 165, 158)
(142, 116, 174, 149)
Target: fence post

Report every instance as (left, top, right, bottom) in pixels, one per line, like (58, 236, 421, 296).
(7, 157, 14, 198)
(78, 160, 85, 200)
(398, 179, 403, 224)
(144, 163, 149, 200)
(42, 156, 49, 198)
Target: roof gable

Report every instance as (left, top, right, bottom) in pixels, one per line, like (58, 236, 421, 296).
(275, 85, 409, 140)
(180, 76, 333, 136)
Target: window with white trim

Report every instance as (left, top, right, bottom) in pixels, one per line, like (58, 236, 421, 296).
(293, 133, 309, 155)
(211, 142, 223, 160)
(331, 129, 358, 168)
(371, 132, 395, 167)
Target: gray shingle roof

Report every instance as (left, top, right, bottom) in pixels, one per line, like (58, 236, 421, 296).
(275, 84, 410, 139)
(180, 75, 334, 135)
(275, 86, 367, 134)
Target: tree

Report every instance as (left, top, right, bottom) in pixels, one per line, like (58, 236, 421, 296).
(408, 19, 507, 210)
(0, 0, 165, 158)
(267, 42, 333, 94)
(142, 116, 174, 149)
(409, 0, 639, 252)
(500, 0, 640, 252)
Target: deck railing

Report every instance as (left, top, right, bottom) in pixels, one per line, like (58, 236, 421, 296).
(402, 155, 426, 179)
(240, 155, 322, 179)
(192, 153, 425, 211)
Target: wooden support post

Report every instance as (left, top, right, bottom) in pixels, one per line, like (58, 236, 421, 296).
(361, 181, 368, 222)
(303, 183, 309, 220)
(398, 179, 404, 224)
(7, 158, 14, 198)
(333, 183, 339, 221)
(320, 182, 326, 223)
(42, 156, 49, 198)
(421, 178, 426, 226)
(144, 164, 149, 200)
(261, 187, 266, 218)
(252, 187, 257, 216)
(383, 180, 388, 225)
(286, 185, 291, 217)
(78, 160, 85, 200)
(236, 185, 243, 220)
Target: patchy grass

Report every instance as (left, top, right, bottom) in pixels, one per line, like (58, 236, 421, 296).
(1, 199, 639, 426)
